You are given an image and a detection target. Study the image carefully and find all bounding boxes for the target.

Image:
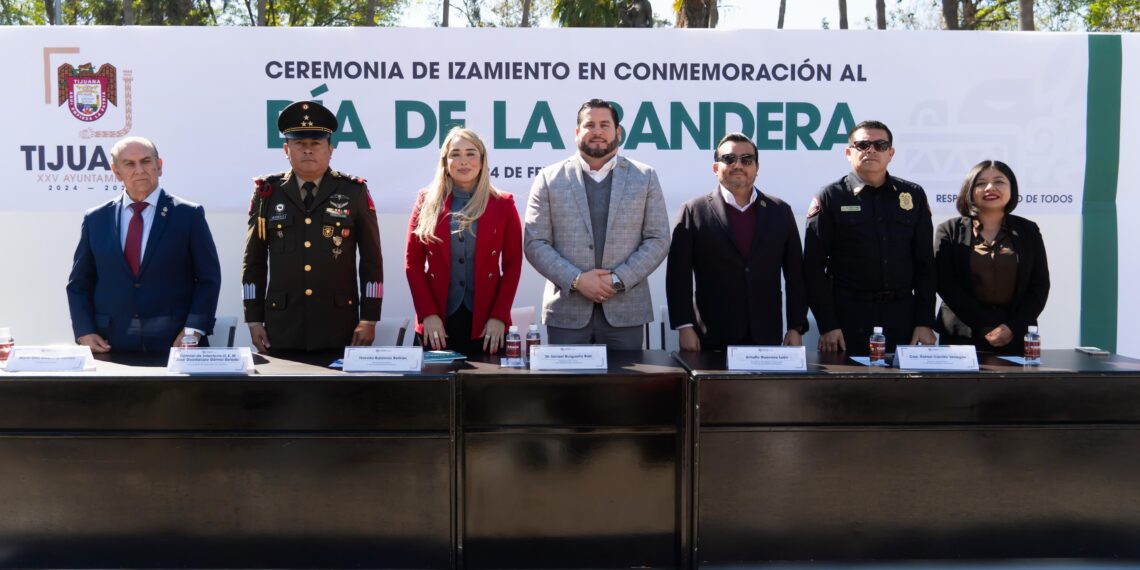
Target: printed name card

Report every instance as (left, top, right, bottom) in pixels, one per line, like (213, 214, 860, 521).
(343, 346, 423, 372)
(894, 345, 979, 371)
(4, 346, 95, 372)
(167, 348, 254, 375)
(529, 345, 608, 371)
(727, 346, 807, 371)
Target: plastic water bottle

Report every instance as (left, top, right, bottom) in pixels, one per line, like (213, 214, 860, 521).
(505, 325, 522, 367)
(0, 327, 13, 362)
(525, 324, 542, 366)
(869, 326, 886, 366)
(180, 327, 199, 349)
(1023, 326, 1041, 365)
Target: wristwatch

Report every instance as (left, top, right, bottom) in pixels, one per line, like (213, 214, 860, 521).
(571, 273, 582, 291)
(610, 273, 625, 292)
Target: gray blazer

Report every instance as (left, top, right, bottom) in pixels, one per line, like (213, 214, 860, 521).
(524, 154, 670, 329)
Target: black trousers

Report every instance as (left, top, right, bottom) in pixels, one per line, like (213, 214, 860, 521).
(834, 290, 915, 356)
(415, 305, 486, 357)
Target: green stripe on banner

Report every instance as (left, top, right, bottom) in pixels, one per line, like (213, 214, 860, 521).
(1081, 35, 1122, 351)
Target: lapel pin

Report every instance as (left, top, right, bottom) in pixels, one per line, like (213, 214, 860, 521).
(161, 206, 168, 217)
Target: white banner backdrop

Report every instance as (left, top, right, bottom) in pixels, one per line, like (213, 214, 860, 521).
(0, 27, 1094, 351)
(2, 27, 1087, 216)
(1117, 34, 1139, 358)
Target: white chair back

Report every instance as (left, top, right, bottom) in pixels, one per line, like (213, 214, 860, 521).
(510, 306, 536, 333)
(208, 316, 238, 348)
(373, 317, 411, 346)
(659, 305, 681, 352)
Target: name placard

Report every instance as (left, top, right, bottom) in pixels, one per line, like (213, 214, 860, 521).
(529, 345, 607, 371)
(167, 348, 254, 375)
(343, 346, 423, 372)
(727, 346, 807, 371)
(4, 346, 95, 372)
(895, 345, 979, 371)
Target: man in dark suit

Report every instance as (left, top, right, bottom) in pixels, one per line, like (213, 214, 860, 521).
(666, 132, 808, 351)
(66, 136, 222, 353)
(242, 100, 383, 352)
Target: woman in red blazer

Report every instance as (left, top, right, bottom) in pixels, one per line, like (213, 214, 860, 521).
(405, 127, 523, 355)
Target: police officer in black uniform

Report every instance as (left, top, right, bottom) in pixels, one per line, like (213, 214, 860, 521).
(242, 100, 383, 352)
(803, 120, 936, 355)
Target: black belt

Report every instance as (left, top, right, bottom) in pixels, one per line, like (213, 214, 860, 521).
(836, 288, 909, 303)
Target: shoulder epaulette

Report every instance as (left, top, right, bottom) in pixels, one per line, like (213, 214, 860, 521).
(331, 170, 367, 186)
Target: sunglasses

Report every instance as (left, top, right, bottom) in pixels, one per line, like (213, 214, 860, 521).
(717, 153, 756, 166)
(850, 140, 891, 152)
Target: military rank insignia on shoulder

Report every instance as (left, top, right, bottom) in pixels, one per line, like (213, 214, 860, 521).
(332, 170, 376, 211)
(331, 170, 367, 185)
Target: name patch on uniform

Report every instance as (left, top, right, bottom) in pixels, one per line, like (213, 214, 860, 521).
(841, 205, 862, 212)
(268, 213, 288, 222)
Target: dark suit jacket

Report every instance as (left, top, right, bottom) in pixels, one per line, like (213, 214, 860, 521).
(935, 214, 1049, 352)
(405, 190, 523, 339)
(666, 188, 808, 347)
(66, 189, 222, 352)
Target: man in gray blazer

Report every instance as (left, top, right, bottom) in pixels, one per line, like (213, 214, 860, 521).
(524, 98, 670, 349)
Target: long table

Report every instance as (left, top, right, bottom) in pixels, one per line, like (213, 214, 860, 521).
(0, 351, 456, 569)
(674, 350, 1140, 567)
(1, 349, 1139, 569)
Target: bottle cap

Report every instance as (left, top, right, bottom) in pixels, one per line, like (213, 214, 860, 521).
(509, 325, 519, 333)
(1028, 326, 1038, 333)
(873, 326, 883, 334)
(0, 327, 10, 341)
(529, 324, 538, 331)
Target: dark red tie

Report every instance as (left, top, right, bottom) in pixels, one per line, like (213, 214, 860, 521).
(124, 201, 148, 277)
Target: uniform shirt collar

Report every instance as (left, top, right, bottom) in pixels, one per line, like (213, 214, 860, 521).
(293, 169, 327, 190)
(718, 184, 759, 212)
(121, 187, 161, 210)
(846, 171, 893, 195)
(579, 154, 618, 183)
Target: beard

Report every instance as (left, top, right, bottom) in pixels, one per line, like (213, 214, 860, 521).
(578, 136, 619, 159)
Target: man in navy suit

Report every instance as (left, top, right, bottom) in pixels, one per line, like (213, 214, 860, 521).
(66, 136, 222, 353)
(665, 132, 808, 351)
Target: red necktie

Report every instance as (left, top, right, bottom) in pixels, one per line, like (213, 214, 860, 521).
(124, 201, 148, 277)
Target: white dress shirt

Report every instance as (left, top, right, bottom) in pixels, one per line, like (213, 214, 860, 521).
(119, 188, 161, 262)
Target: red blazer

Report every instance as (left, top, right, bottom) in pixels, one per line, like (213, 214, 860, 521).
(405, 190, 523, 338)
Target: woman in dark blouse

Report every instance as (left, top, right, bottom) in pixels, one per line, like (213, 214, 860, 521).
(935, 160, 1050, 354)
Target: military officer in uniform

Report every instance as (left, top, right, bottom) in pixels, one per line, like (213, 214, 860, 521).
(242, 100, 383, 352)
(803, 120, 936, 355)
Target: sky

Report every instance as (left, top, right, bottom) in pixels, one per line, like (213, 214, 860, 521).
(401, 0, 889, 30)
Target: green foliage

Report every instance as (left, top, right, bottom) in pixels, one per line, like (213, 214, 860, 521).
(884, 0, 1139, 31)
(0, 0, 46, 24)
(0, 0, 406, 25)
(552, 0, 618, 27)
(1084, 0, 1140, 30)
(262, 0, 406, 26)
(437, 0, 555, 27)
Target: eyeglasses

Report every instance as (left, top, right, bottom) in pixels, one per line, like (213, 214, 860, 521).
(850, 140, 891, 152)
(717, 153, 756, 166)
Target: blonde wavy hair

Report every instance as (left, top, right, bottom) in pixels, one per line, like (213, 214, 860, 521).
(412, 127, 502, 244)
